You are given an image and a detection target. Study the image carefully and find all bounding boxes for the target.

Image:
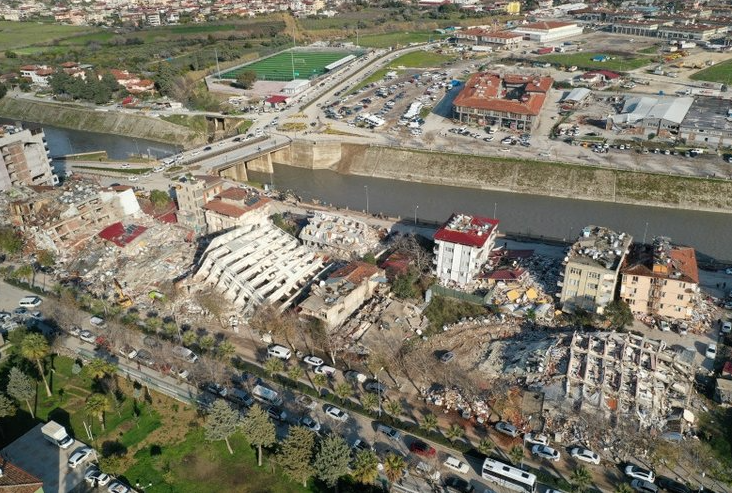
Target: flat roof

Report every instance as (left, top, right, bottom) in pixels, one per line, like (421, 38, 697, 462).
(681, 96, 732, 133)
(434, 213, 499, 248)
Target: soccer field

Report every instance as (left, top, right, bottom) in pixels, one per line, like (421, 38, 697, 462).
(221, 51, 355, 82)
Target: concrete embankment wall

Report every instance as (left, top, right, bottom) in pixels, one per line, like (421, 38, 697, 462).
(0, 98, 206, 148)
(321, 143, 732, 214)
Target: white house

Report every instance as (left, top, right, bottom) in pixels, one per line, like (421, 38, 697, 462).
(433, 213, 499, 286)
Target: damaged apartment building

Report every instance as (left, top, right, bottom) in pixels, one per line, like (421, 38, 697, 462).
(559, 226, 632, 315)
(0, 126, 58, 191)
(566, 331, 695, 429)
(299, 212, 378, 258)
(620, 236, 699, 321)
(299, 261, 385, 330)
(194, 222, 326, 316)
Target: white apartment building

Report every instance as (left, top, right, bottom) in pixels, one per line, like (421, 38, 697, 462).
(433, 213, 499, 287)
(0, 128, 57, 191)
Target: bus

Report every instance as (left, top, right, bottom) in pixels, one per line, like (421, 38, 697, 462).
(481, 458, 537, 493)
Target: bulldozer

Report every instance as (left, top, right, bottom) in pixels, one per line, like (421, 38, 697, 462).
(113, 278, 133, 308)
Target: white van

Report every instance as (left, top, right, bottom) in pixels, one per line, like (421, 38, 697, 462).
(18, 296, 42, 308)
(267, 344, 291, 360)
(89, 316, 106, 328)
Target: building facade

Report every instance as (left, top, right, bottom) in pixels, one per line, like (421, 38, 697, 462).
(175, 175, 224, 234)
(433, 213, 499, 286)
(203, 187, 271, 233)
(560, 226, 632, 315)
(620, 237, 699, 321)
(0, 128, 57, 192)
(512, 21, 583, 42)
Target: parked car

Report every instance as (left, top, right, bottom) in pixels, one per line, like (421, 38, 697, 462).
(440, 351, 455, 363)
(84, 466, 111, 486)
(444, 476, 475, 493)
(705, 343, 717, 360)
(364, 380, 387, 394)
(67, 326, 81, 337)
(314, 365, 336, 377)
(443, 456, 470, 474)
(68, 446, 93, 468)
(303, 355, 324, 367)
(118, 344, 138, 360)
(722, 322, 731, 334)
(79, 330, 96, 343)
(495, 421, 520, 438)
(267, 344, 291, 360)
(631, 479, 659, 493)
(107, 479, 132, 493)
(228, 388, 254, 407)
(295, 394, 317, 410)
(570, 447, 600, 465)
(135, 349, 156, 368)
(409, 440, 436, 458)
(625, 465, 655, 482)
(344, 370, 366, 383)
(656, 477, 691, 493)
(298, 415, 321, 432)
(266, 405, 287, 421)
(524, 432, 549, 446)
(532, 444, 560, 461)
(325, 405, 349, 422)
(352, 439, 372, 453)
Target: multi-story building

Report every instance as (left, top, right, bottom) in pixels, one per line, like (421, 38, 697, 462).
(203, 187, 271, 233)
(452, 72, 553, 130)
(560, 226, 632, 315)
(175, 175, 224, 235)
(0, 128, 57, 192)
(433, 213, 499, 286)
(679, 96, 732, 147)
(512, 21, 583, 42)
(620, 237, 699, 321)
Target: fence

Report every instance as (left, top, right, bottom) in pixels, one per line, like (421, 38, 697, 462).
(428, 285, 490, 305)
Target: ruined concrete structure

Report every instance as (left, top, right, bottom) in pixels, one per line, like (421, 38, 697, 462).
(195, 222, 324, 316)
(174, 175, 223, 235)
(0, 128, 57, 191)
(203, 186, 271, 234)
(299, 212, 377, 258)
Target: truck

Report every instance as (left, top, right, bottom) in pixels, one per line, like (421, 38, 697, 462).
(252, 384, 283, 406)
(41, 421, 74, 449)
(536, 47, 553, 55)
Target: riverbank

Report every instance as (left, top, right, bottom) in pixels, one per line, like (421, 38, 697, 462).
(327, 143, 732, 214)
(0, 97, 206, 148)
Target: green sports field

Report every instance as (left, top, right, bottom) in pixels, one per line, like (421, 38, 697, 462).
(221, 50, 356, 82)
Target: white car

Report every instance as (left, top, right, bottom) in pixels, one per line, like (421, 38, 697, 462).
(705, 343, 717, 360)
(524, 432, 549, 446)
(298, 415, 321, 432)
(722, 322, 731, 334)
(324, 405, 349, 422)
(624, 464, 655, 482)
(570, 447, 600, 465)
(79, 330, 96, 343)
(532, 444, 560, 462)
(495, 421, 520, 438)
(84, 466, 111, 486)
(314, 365, 336, 377)
(303, 355, 324, 367)
(68, 446, 93, 468)
(107, 480, 132, 493)
(120, 163, 130, 169)
(127, 176, 138, 182)
(443, 456, 470, 474)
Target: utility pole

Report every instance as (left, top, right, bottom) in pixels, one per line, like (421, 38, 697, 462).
(215, 48, 221, 79)
(364, 185, 369, 215)
(290, 25, 297, 81)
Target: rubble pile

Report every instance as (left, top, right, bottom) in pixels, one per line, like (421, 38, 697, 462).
(347, 293, 429, 344)
(421, 385, 525, 425)
(299, 211, 379, 259)
(478, 332, 570, 382)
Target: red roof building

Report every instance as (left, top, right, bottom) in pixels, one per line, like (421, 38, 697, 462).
(98, 222, 148, 248)
(203, 187, 271, 233)
(434, 213, 500, 286)
(453, 72, 553, 130)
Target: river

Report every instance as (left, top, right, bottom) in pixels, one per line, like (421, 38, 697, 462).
(37, 124, 731, 261)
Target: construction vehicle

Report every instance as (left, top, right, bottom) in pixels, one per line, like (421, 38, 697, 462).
(113, 278, 133, 308)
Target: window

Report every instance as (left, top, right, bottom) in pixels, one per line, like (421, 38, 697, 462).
(677, 294, 684, 301)
(588, 272, 600, 280)
(632, 276, 639, 283)
(569, 267, 581, 275)
(569, 279, 579, 286)
(588, 283, 598, 290)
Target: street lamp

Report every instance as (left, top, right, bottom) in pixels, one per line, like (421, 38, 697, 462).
(364, 185, 369, 215)
(377, 366, 384, 417)
(414, 205, 419, 226)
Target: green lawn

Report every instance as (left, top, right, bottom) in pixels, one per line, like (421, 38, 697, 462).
(390, 50, 453, 68)
(160, 114, 209, 134)
(221, 50, 357, 82)
(124, 428, 311, 493)
(540, 52, 654, 72)
(347, 31, 444, 48)
(0, 20, 98, 50)
(690, 59, 732, 84)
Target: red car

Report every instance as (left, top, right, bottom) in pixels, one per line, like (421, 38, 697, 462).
(409, 440, 436, 457)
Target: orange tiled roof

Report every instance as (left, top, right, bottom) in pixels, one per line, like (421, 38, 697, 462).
(453, 72, 553, 116)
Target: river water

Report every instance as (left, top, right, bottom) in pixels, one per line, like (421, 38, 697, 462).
(37, 124, 731, 261)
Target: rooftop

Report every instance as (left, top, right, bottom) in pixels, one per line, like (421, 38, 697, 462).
(613, 96, 693, 126)
(623, 237, 699, 284)
(98, 221, 147, 247)
(453, 72, 553, 116)
(0, 460, 43, 493)
(518, 21, 577, 30)
(681, 97, 732, 133)
(434, 213, 499, 248)
(566, 225, 632, 270)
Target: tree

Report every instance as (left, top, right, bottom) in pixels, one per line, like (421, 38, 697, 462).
(20, 333, 52, 397)
(445, 423, 464, 443)
(85, 393, 111, 430)
(149, 190, 171, 208)
(0, 227, 23, 255)
(313, 433, 351, 490)
(509, 445, 524, 466)
(616, 484, 634, 493)
(420, 413, 438, 434)
(162, 321, 179, 340)
(334, 382, 353, 403)
(570, 465, 593, 493)
(263, 357, 284, 377)
(276, 426, 315, 487)
(7, 367, 35, 418)
(0, 393, 16, 437)
(235, 70, 257, 89)
(392, 272, 416, 299)
(36, 250, 55, 268)
(217, 340, 236, 362)
(4, 50, 16, 58)
(249, 304, 298, 350)
(84, 358, 117, 381)
(287, 366, 303, 382)
(204, 399, 241, 455)
(240, 405, 276, 466)
(362, 252, 376, 264)
(384, 399, 402, 419)
(361, 392, 378, 415)
(182, 330, 197, 348)
(0, 83, 5, 100)
(312, 373, 328, 394)
(382, 452, 405, 484)
(477, 438, 495, 456)
(199, 334, 215, 353)
(13, 264, 33, 284)
(351, 449, 379, 485)
(604, 300, 633, 329)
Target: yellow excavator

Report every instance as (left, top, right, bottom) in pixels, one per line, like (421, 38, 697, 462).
(113, 278, 133, 308)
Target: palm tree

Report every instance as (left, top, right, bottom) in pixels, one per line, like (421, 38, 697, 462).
(199, 334, 215, 353)
(312, 373, 328, 395)
(263, 357, 284, 377)
(20, 333, 52, 397)
(181, 330, 197, 348)
(13, 264, 34, 285)
(383, 452, 405, 485)
(85, 393, 111, 430)
(334, 382, 353, 404)
(445, 423, 464, 443)
(509, 445, 524, 466)
(162, 320, 178, 339)
(570, 465, 593, 493)
(616, 484, 634, 493)
(420, 413, 438, 434)
(217, 340, 236, 362)
(361, 392, 379, 415)
(351, 449, 379, 485)
(83, 358, 116, 381)
(477, 438, 495, 456)
(287, 366, 303, 382)
(384, 400, 402, 419)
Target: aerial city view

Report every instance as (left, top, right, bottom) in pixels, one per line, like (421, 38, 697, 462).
(1, 0, 732, 492)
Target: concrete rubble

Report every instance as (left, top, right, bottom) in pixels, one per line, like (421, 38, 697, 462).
(299, 211, 380, 258)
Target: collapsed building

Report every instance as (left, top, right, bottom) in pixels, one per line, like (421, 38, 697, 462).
(299, 261, 385, 331)
(299, 212, 378, 258)
(0, 127, 58, 191)
(559, 226, 632, 315)
(203, 186, 271, 234)
(194, 222, 325, 316)
(566, 331, 695, 429)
